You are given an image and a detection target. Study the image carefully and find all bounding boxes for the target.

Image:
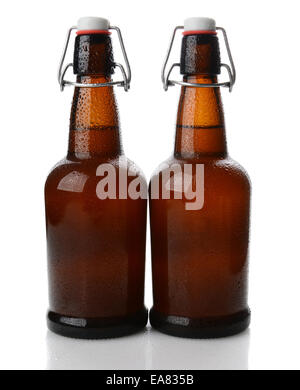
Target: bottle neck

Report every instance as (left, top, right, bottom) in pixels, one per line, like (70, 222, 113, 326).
(67, 33, 122, 160)
(174, 75, 227, 159)
(175, 32, 227, 159)
(67, 75, 122, 159)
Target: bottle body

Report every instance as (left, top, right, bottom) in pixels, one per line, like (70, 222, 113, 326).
(46, 155, 147, 338)
(150, 155, 250, 338)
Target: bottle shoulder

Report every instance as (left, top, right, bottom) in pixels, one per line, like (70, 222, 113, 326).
(45, 155, 146, 194)
(120, 156, 147, 182)
(150, 155, 250, 189)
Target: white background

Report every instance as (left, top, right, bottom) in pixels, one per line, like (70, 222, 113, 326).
(0, 0, 299, 370)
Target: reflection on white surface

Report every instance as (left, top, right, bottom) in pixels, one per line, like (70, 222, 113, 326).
(148, 329, 250, 370)
(47, 327, 250, 370)
(47, 329, 149, 370)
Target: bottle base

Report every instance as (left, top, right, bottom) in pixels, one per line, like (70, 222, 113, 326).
(150, 308, 250, 339)
(47, 307, 148, 339)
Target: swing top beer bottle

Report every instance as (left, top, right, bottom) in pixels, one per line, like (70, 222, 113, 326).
(150, 17, 251, 338)
(45, 17, 147, 339)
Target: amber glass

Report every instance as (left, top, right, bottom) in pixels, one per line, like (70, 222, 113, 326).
(150, 35, 251, 338)
(45, 34, 147, 339)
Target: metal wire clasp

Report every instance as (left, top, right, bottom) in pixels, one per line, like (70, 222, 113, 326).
(57, 25, 131, 92)
(162, 26, 236, 92)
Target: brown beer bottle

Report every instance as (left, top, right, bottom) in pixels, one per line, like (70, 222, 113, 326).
(45, 17, 147, 339)
(150, 17, 251, 338)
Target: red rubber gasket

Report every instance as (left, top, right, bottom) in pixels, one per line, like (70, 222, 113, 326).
(183, 30, 217, 36)
(76, 30, 111, 35)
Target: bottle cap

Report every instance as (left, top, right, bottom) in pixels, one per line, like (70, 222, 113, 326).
(58, 19, 131, 91)
(184, 17, 216, 33)
(77, 17, 110, 32)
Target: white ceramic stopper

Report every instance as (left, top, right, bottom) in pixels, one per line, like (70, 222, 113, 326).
(184, 17, 216, 32)
(77, 17, 110, 31)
